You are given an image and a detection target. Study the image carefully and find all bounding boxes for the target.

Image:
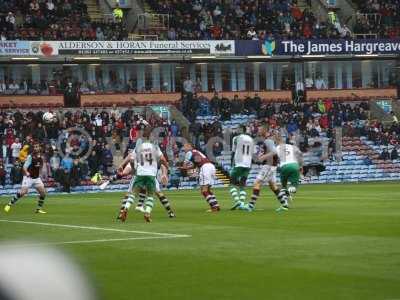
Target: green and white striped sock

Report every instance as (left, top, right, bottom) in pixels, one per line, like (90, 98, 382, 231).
(239, 189, 247, 202)
(145, 197, 155, 213)
(124, 194, 135, 210)
(230, 187, 240, 205)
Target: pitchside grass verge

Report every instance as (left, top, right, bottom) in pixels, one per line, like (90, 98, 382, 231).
(0, 182, 400, 300)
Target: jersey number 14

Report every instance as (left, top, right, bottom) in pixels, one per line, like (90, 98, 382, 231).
(140, 153, 153, 166)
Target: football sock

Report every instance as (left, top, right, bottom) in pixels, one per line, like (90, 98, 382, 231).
(203, 191, 219, 208)
(10, 192, 22, 205)
(109, 173, 122, 182)
(248, 188, 260, 209)
(123, 194, 135, 210)
(120, 196, 127, 209)
(137, 192, 146, 207)
(239, 189, 247, 202)
(230, 187, 240, 205)
(145, 197, 154, 213)
(209, 193, 219, 208)
(158, 194, 172, 213)
(37, 195, 45, 209)
(277, 189, 289, 207)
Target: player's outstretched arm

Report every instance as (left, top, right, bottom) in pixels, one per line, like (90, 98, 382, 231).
(258, 151, 277, 165)
(118, 154, 134, 175)
(160, 163, 169, 186)
(182, 151, 194, 170)
(160, 154, 169, 170)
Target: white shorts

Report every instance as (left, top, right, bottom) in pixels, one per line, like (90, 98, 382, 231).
(199, 163, 216, 186)
(256, 165, 277, 184)
(21, 176, 44, 189)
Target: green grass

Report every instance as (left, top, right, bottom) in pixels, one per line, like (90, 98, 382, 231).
(1, 182, 400, 300)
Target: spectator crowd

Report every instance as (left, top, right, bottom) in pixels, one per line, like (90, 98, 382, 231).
(1, 91, 399, 189)
(353, 0, 400, 38)
(148, 0, 349, 40)
(0, 0, 399, 41)
(182, 92, 400, 165)
(0, 105, 184, 191)
(0, 0, 127, 41)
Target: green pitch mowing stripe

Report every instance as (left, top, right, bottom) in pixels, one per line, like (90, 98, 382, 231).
(0, 182, 400, 300)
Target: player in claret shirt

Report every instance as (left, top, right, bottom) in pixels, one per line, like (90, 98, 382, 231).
(5, 143, 47, 214)
(245, 128, 282, 212)
(182, 143, 220, 212)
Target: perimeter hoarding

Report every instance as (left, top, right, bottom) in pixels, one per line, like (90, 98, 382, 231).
(28, 40, 235, 56)
(236, 39, 400, 56)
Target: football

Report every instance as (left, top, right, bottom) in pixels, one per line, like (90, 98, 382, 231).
(42, 112, 55, 123)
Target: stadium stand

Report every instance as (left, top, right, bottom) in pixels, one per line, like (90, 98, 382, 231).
(0, 91, 399, 195)
(0, 0, 397, 41)
(0, 0, 349, 40)
(352, 0, 400, 38)
(195, 99, 400, 185)
(0, 105, 227, 195)
(0, 0, 127, 40)
(145, 0, 344, 40)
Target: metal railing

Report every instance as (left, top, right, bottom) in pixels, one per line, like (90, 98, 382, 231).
(137, 13, 169, 30)
(353, 33, 378, 39)
(128, 33, 159, 40)
(353, 13, 381, 39)
(90, 13, 117, 23)
(356, 13, 381, 25)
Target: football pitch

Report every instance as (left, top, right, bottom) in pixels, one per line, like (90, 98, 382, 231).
(1, 182, 400, 300)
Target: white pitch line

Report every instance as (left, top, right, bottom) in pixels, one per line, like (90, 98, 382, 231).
(0, 220, 191, 238)
(14, 236, 188, 247)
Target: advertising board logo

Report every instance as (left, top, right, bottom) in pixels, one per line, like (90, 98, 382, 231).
(215, 43, 232, 52)
(262, 40, 276, 55)
(31, 42, 54, 56)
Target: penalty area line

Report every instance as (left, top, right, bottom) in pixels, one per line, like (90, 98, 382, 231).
(0, 219, 191, 238)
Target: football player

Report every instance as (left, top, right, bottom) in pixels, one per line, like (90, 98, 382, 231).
(229, 125, 254, 210)
(101, 148, 175, 219)
(273, 133, 303, 211)
(117, 127, 169, 222)
(4, 143, 47, 214)
(182, 143, 220, 212)
(245, 128, 289, 212)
